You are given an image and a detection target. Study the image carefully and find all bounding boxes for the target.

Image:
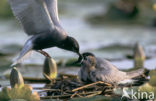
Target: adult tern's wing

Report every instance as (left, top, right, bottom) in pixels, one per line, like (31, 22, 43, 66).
(9, 0, 54, 35)
(44, 0, 62, 28)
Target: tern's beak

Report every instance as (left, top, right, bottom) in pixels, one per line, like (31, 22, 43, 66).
(72, 52, 83, 65)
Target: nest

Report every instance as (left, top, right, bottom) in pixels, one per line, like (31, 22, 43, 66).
(38, 74, 114, 100)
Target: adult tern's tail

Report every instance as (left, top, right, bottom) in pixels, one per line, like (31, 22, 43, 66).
(11, 40, 33, 66)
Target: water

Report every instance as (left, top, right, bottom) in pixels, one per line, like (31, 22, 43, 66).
(0, 0, 156, 90)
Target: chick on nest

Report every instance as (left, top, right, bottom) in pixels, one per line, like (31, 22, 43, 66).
(78, 52, 149, 86)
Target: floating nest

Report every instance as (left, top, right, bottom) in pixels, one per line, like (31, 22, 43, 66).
(37, 74, 114, 100)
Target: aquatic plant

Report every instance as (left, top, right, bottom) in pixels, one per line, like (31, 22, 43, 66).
(43, 57, 57, 80)
(133, 43, 145, 69)
(0, 0, 13, 18)
(0, 85, 40, 101)
(139, 83, 156, 100)
(149, 70, 156, 87)
(10, 67, 24, 88)
(0, 67, 40, 101)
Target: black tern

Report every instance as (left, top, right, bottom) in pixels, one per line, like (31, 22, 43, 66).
(78, 52, 149, 86)
(9, 0, 82, 65)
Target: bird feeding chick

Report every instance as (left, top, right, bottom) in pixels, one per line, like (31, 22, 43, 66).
(78, 52, 149, 86)
(9, 0, 82, 66)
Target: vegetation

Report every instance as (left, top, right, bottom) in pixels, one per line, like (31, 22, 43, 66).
(0, 85, 40, 101)
(0, 0, 13, 18)
(0, 67, 40, 101)
(86, 0, 156, 26)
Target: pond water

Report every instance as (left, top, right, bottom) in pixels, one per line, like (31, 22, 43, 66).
(0, 0, 156, 90)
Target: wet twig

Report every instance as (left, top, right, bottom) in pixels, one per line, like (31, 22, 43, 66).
(37, 75, 114, 100)
(72, 81, 112, 92)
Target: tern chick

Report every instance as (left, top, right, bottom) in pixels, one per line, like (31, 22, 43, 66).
(78, 52, 149, 86)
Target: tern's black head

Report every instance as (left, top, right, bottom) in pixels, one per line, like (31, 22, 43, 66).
(64, 36, 80, 53)
(60, 36, 83, 64)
